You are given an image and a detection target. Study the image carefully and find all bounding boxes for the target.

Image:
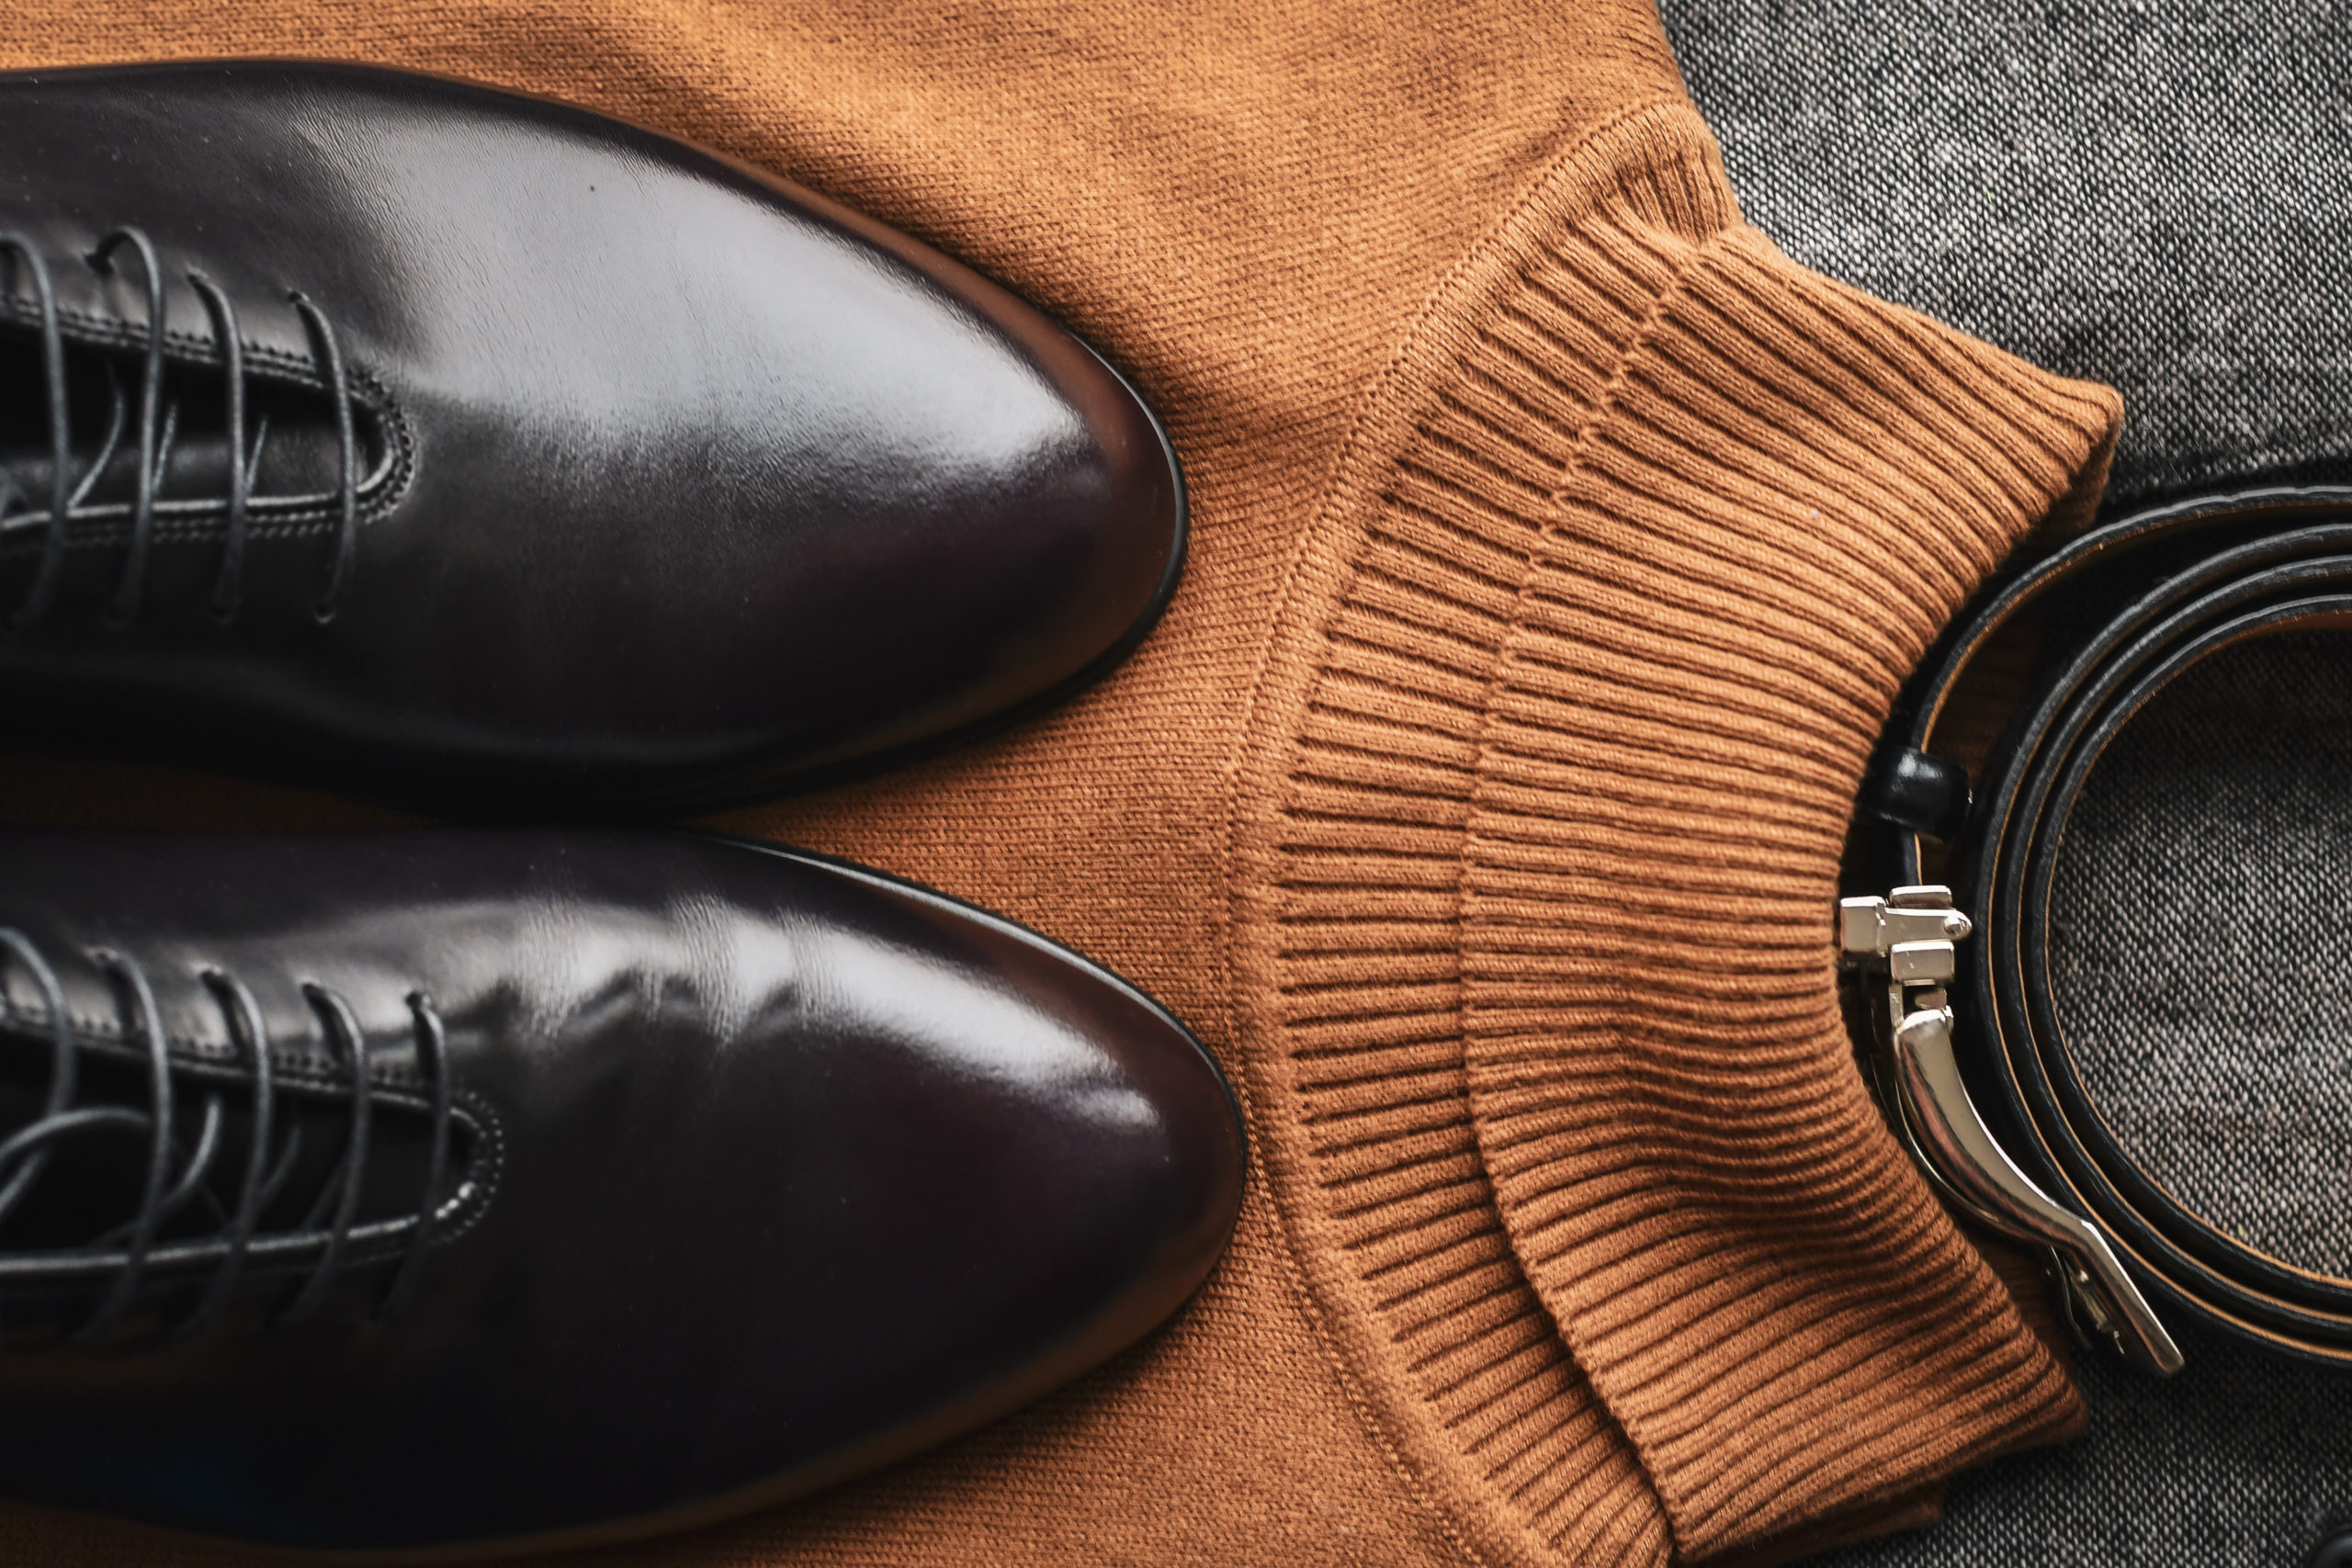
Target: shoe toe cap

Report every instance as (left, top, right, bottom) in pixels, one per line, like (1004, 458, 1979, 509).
(719, 202, 1189, 783)
(674, 845, 1244, 1506)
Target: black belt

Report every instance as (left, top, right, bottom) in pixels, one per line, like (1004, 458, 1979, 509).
(1839, 486, 2352, 1372)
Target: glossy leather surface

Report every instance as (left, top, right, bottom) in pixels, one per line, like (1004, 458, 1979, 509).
(1860, 485, 2352, 1364)
(0, 62, 1184, 812)
(0, 828, 1244, 1553)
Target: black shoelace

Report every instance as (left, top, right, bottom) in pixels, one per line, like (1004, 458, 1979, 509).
(0, 930, 452, 1341)
(0, 226, 360, 629)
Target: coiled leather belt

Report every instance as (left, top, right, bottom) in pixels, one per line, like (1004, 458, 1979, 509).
(1839, 487, 2352, 1373)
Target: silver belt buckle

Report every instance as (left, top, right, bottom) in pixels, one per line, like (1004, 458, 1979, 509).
(1838, 886, 2184, 1375)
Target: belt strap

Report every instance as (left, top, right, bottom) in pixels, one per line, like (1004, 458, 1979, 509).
(1842, 486, 2352, 1371)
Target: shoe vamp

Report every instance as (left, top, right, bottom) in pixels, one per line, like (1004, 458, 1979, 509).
(0, 827, 1227, 1549)
(0, 62, 1174, 799)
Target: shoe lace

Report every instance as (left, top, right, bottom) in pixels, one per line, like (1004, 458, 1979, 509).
(0, 226, 361, 630)
(0, 929, 453, 1340)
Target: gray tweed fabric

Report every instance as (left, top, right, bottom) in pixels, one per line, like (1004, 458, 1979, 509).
(1652, 2, 2352, 1562)
(1660, 0, 2352, 510)
(1815, 1315, 2348, 1568)
(2050, 631, 2352, 1278)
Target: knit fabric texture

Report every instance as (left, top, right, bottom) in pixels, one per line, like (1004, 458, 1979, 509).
(1657, 6, 2352, 1563)
(0, 6, 2123, 1565)
(1806, 627, 2352, 1568)
(1659, 0, 2352, 512)
(1814, 1314, 2352, 1568)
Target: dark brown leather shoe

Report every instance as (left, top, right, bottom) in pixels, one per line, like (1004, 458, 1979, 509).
(0, 828, 1243, 1555)
(0, 62, 1184, 813)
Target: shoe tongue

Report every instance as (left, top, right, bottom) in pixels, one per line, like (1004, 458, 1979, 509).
(0, 1026, 458, 1268)
(0, 330, 368, 522)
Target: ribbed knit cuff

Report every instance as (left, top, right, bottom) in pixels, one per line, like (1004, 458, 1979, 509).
(1232, 102, 2119, 1568)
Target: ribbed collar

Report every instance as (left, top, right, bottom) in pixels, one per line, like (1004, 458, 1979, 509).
(1230, 101, 2118, 1566)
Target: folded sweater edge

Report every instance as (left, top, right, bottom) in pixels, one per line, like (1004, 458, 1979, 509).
(1228, 97, 2120, 1568)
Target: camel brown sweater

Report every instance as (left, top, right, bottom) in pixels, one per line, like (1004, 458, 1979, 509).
(0, 6, 2123, 1566)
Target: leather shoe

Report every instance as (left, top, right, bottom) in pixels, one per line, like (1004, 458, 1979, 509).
(0, 827, 1243, 1554)
(0, 62, 1185, 812)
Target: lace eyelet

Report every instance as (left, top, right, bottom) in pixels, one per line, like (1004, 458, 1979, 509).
(3, 237, 364, 630)
(0, 938, 456, 1341)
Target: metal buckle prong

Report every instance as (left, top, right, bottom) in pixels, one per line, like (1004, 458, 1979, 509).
(1838, 887, 2185, 1376)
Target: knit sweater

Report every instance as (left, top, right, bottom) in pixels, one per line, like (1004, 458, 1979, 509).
(0, 6, 2122, 1566)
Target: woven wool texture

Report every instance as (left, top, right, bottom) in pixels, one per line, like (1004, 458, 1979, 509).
(0, 6, 2122, 1565)
(1657, 8, 2352, 1563)
(1662, 0, 2352, 511)
(1811, 633, 2352, 1568)
(2051, 630, 2352, 1279)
